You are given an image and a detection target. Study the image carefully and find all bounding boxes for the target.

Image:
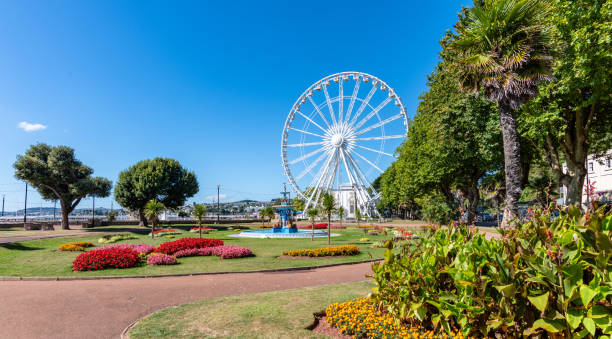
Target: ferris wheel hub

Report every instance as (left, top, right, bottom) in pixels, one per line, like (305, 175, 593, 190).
(330, 133, 345, 148)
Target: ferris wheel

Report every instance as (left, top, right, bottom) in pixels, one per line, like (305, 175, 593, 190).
(281, 72, 408, 217)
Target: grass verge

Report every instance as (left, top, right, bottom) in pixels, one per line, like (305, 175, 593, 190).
(127, 281, 373, 339)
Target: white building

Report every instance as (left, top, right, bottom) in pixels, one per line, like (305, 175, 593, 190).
(560, 150, 612, 205)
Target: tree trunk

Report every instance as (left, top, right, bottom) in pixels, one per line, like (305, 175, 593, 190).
(60, 200, 70, 230)
(465, 184, 480, 225)
(311, 219, 314, 240)
(564, 167, 586, 207)
(499, 102, 523, 227)
(139, 208, 148, 227)
(327, 214, 331, 245)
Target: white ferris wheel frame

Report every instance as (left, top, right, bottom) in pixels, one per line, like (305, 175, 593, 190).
(281, 71, 408, 217)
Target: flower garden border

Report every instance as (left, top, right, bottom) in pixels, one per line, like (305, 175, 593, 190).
(0, 258, 382, 281)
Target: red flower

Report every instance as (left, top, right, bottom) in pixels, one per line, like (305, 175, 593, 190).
(155, 238, 224, 255)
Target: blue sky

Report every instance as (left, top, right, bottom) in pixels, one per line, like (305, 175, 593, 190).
(0, 0, 470, 212)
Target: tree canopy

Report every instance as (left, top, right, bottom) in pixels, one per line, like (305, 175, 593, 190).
(114, 158, 199, 226)
(13, 143, 111, 229)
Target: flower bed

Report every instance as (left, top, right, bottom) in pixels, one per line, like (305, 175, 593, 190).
(146, 253, 178, 265)
(189, 227, 214, 233)
(282, 245, 360, 257)
(155, 238, 224, 255)
(97, 234, 136, 244)
(326, 297, 464, 338)
(101, 243, 155, 255)
(58, 242, 95, 251)
(174, 245, 253, 259)
(149, 229, 182, 237)
(73, 247, 140, 271)
(297, 223, 346, 229)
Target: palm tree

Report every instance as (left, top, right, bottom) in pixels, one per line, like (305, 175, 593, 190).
(452, 0, 553, 227)
(321, 192, 336, 245)
(193, 203, 207, 239)
(337, 206, 345, 228)
(144, 199, 165, 239)
(306, 207, 319, 240)
(260, 206, 275, 228)
(355, 207, 361, 228)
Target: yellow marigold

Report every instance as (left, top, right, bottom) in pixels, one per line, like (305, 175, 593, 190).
(282, 245, 360, 257)
(58, 242, 95, 252)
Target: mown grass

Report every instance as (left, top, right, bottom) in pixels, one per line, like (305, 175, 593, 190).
(0, 224, 392, 277)
(127, 281, 374, 339)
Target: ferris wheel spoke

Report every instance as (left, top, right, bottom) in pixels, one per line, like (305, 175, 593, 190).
(354, 112, 403, 137)
(351, 96, 392, 131)
(296, 111, 328, 134)
(305, 150, 335, 209)
(344, 78, 361, 124)
(295, 150, 329, 180)
(290, 127, 325, 139)
(322, 84, 337, 125)
(286, 141, 326, 148)
(341, 150, 368, 203)
(289, 146, 327, 165)
(352, 135, 405, 142)
(351, 149, 384, 173)
(346, 151, 379, 195)
(354, 144, 395, 158)
(338, 80, 343, 123)
(349, 85, 377, 127)
(339, 150, 357, 189)
(308, 96, 332, 129)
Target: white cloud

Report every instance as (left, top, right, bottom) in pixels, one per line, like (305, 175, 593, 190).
(18, 121, 47, 132)
(205, 194, 227, 202)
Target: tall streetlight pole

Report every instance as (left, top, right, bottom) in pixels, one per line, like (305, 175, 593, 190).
(23, 182, 28, 224)
(1, 195, 5, 217)
(91, 195, 95, 227)
(53, 200, 57, 221)
(217, 184, 220, 223)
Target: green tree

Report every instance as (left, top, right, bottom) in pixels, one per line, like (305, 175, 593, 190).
(13, 144, 112, 230)
(306, 207, 318, 240)
(355, 206, 361, 228)
(192, 204, 207, 238)
(114, 158, 199, 226)
(292, 197, 305, 217)
(452, 0, 553, 226)
(321, 192, 336, 245)
(259, 206, 275, 227)
(522, 0, 612, 206)
(337, 206, 345, 228)
(144, 199, 165, 238)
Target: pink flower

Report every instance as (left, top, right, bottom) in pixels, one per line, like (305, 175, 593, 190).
(146, 253, 178, 265)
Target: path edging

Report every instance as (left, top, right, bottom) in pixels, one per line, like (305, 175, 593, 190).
(0, 258, 382, 281)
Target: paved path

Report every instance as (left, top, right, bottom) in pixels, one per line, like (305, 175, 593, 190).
(0, 232, 104, 244)
(0, 262, 373, 339)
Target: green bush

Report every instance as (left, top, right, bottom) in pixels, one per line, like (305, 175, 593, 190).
(371, 204, 612, 338)
(418, 195, 454, 224)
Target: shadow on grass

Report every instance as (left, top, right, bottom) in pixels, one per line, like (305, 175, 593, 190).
(0, 242, 43, 251)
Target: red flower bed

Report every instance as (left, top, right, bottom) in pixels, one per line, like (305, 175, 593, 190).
(73, 247, 140, 271)
(153, 229, 179, 234)
(155, 237, 224, 255)
(298, 223, 346, 229)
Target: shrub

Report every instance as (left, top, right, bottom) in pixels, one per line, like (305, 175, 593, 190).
(326, 297, 464, 338)
(282, 245, 360, 257)
(417, 194, 454, 224)
(146, 253, 178, 265)
(73, 247, 140, 271)
(155, 238, 224, 255)
(371, 205, 612, 337)
(174, 247, 215, 258)
(97, 234, 136, 244)
(58, 242, 95, 251)
(189, 227, 213, 233)
(359, 238, 370, 242)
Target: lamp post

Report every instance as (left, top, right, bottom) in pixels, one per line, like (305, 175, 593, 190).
(217, 184, 220, 223)
(23, 182, 28, 225)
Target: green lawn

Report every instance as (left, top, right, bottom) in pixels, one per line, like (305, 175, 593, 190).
(127, 281, 374, 339)
(0, 225, 390, 277)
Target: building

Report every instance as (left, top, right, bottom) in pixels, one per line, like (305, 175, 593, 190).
(560, 150, 612, 206)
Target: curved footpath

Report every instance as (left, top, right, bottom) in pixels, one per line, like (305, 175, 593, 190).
(0, 262, 373, 339)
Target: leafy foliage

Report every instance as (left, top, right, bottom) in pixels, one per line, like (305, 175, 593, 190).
(13, 143, 111, 229)
(371, 205, 612, 337)
(114, 158, 198, 225)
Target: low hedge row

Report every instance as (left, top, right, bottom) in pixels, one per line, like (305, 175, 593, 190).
(282, 245, 360, 257)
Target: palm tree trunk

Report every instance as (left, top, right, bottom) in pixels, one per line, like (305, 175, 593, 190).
(311, 219, 314, 240)
(327, 214, 331, 245)
(499, 102, 523, 227)
(199, 220, 202, 239)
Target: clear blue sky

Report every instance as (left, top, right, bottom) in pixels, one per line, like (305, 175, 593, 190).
(0, 0, 470, 212)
